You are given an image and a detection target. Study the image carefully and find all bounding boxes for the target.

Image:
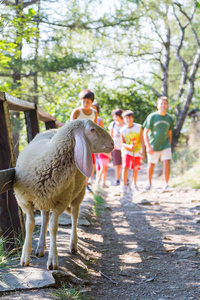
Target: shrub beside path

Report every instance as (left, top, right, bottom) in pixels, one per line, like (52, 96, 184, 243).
(1, 164, 200, 299)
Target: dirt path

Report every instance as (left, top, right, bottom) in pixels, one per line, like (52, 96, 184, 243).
(1, 164, 200, 299)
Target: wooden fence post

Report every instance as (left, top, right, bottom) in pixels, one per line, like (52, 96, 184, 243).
(24, 104, 40, 143)
(45, 120, 56, 130)
(0, 95, 25, 251)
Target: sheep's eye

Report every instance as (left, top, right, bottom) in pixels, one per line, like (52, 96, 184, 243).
(91, 128, 95, 132)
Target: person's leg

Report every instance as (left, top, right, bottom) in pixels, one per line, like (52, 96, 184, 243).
(163, 160, 170, 184)
(133, 170, 138, 185)
(114, 165, 118, 180)
(123, 167, 129, 186)
(95, 154, 101, 183)
(95, 164, 99, 182)
(102, 166, 108, 183)
(91, 164, 96, 178)
(89, 154, 96, 184)
(132, 157, 140, 187)
(113, 150, 121, 185)
(161, 148, 172, 187)
(99, 165, 103, 181)
(147, 163, 155, 185)
(146, 151, 160, 189)
(122, 155, 131, 192)
(115, 165, 121, 181)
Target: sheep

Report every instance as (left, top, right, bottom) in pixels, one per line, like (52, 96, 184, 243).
(13, 119, 114, 270)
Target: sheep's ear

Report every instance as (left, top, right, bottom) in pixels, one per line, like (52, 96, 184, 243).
(74, 131, 93, 177)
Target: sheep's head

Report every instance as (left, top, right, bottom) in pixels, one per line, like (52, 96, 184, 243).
(83, 119, 114, 153)
(73, 119, 114, 177)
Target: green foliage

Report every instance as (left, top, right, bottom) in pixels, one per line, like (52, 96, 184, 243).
(12, 7, 38, 44)
(195, 0, 200, 8)
(0, 40, 20, 71)
(0, 239, 7, 269)
(93, 193, 105, 217)
(51, 284, 88, 300)
(30, 54, 88, 74)
(95, 84, 157, 129)
(0, 236, 22, 270)
(38, 73, 91, 123)
(171, 124, 200, 188)
(0, 4, 39, 95)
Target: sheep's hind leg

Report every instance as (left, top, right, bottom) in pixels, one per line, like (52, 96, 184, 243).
(21, 204, 35, 267)
(69, 204, 80, 254)
(47, 209, 62, 270)
(36, 210, 50, 257)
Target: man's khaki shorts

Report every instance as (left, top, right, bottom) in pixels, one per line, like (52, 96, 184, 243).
(147, 147, 172, 164)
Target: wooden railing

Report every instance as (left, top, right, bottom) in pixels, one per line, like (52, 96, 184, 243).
(0, 92, 64, 250)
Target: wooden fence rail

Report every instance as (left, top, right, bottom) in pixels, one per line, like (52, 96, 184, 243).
(0, 91, 63, 251)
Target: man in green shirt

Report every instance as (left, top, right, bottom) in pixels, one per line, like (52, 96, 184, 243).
(143, 96, 174, 191)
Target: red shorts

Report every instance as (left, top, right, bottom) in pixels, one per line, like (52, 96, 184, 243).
(122, 155, 141, 171)
(99, 153, 109, 167)
(92, 153, 96, 164)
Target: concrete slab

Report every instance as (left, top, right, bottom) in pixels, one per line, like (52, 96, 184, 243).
(0, 267, 55, 292)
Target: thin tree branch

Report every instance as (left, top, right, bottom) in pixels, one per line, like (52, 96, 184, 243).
(0, 73, 12, 77)
(173, 5, 189, 99)
(150, 72, 162, 81)
(2, 0, 39, 7)
(34, 15, 140, 31)
(173, 1, 199, 45)
(23, 0, 39, 8)
(121, 76, 161, 97)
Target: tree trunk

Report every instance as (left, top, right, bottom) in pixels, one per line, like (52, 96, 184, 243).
(161, 27, 170, 96)
(172, 48, 200, 150)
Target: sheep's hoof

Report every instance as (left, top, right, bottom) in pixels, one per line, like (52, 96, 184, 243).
(47, 257, 58, 270)
(35, 245, 45, 257)
(71, 248, 77, 254)
(47, 262, 58, 270)
(35, 249, 45, 257)
(69, 247, 78, 254)
(20, 259, 30, 267)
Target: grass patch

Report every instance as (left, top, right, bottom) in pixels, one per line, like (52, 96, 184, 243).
(0, 239, 8, 269)
(0, 236, 23, 270)
(51, 284, 89, 300)
(93, 193, 105, 217)
(171, 132, 200, 188)
(171, 158, 200, 188)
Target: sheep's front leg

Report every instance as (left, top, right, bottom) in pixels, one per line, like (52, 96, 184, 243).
(21, 205, 35, 267)
(36, 210, 50, 257)
(47, 210, 61, 270)
(69, 205, 80, 254)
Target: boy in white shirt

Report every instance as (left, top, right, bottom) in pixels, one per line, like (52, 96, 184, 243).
(120, 110, 145, 193)
(108, 108, 124, 186)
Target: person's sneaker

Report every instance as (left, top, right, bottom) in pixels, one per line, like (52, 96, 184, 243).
(96, 178, 101, 185)
(88, 178, 93, 185)
(145, 183, 152, 191)
(163, 184, 173, 192)
(122, 185, 128, 194)
(102, 183, 109, 188)
(132, 184, 139, 192)
(115, 180, 120, 186)
(86, 185, 93, 193)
